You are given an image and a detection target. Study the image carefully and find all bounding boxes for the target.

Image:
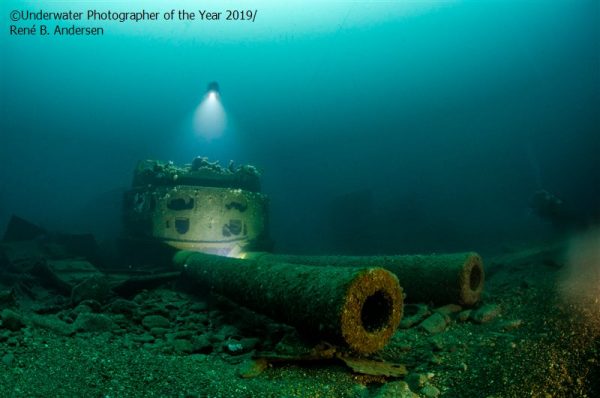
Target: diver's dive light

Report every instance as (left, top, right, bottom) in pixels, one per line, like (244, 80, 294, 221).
(207, 81, 220, 99)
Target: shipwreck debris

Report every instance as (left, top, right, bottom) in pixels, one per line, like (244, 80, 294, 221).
(248, 342, 407, 379)
(2, 214, 46, 242)
(121, 157, 271, 263)
(248, 252, 485, 306)
(173, 251, 404, 354)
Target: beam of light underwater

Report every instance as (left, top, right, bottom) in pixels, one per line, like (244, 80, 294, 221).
(193, 92, 226, 141)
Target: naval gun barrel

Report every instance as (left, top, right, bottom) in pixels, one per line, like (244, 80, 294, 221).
(246, 252, 485, 306)
(174, 251, 403, 354)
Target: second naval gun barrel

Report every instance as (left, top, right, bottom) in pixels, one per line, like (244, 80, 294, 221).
(174, 251, 403, 354)
(247, 252, 485, 306)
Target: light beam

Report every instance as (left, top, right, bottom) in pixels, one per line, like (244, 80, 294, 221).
(194, 81, 226, 140)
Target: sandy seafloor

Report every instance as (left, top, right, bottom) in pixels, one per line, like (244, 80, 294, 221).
(1, 234, 599, 398)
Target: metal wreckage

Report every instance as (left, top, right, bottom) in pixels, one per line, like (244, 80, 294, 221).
(0, 155, 485, 377)
(119, 156, 485, 356)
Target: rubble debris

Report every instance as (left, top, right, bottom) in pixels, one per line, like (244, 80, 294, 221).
(406, 372, 429, 390)
(142, 315, 170, 329)
(72, 313, 117, 333)
(420, 383, 441, 398)
(31, 259, 105, 297)
(340, 356, 407, 377)
(420, 313, 449, 334)
(28, 313, 74, 336)
(71, 275, 113, 305)
(373, 381, 419, 398)
(456, 310, 472, 322)
(434, 304, 462, 316)
(0, 236, 595, 396)
(471, 304, 501, 324)
(237, 358, 269, 378)
(110, 272, 180, 298)
(500, 319, 523, 331)
(399, 304, 430, 329)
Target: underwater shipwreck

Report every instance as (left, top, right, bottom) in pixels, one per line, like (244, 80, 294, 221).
(1, 156, 597, 397)
(122, 157, 485, 354)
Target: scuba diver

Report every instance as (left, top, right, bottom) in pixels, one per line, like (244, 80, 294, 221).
(530, 190, 578, 229)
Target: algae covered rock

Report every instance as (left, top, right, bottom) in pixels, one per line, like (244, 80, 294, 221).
(237, 358, 269, 378)
(420, 384, 441, 398)
(1, 309, 25, 331)
(374, 381, 419, 398)
(73, 313, 117, 333)
(142, 315, 171, 329)
(420, 313, 449, 334)
(71, 275, 113, 305)
(399, 304, 430, 329)
(471, 304, 501, 324)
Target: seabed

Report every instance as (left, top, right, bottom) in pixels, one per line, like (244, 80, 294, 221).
(0, 232, 598, 397)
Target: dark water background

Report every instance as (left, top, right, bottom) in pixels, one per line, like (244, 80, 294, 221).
(1, 1, 598, 255)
